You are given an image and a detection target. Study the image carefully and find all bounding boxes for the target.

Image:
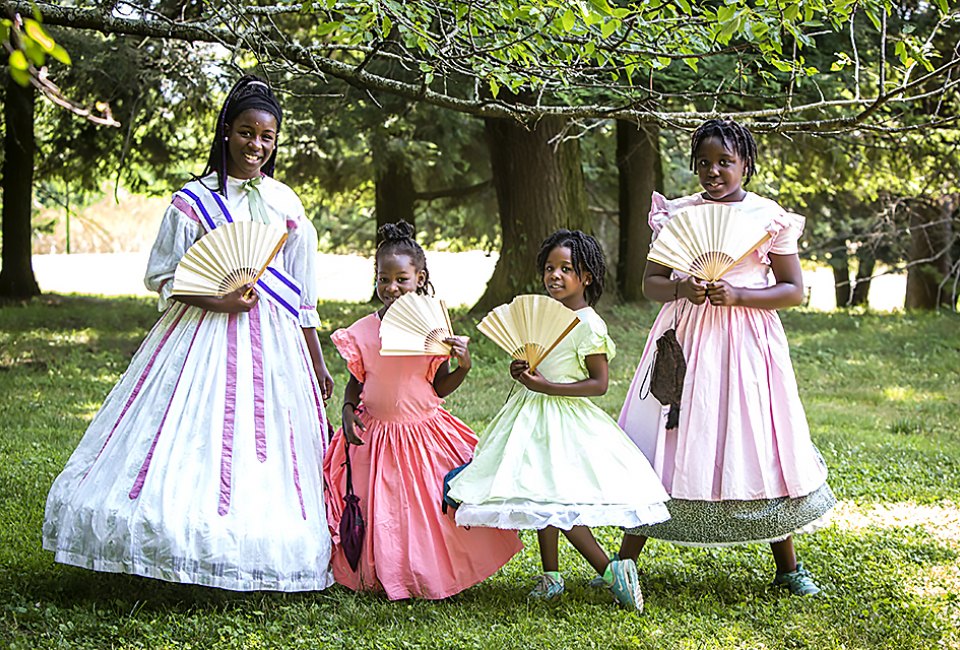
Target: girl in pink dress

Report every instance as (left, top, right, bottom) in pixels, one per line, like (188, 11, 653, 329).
(323, 221, 522, 600)
(616, 119, 835, 596)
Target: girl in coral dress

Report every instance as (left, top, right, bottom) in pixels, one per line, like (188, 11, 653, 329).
(323, 221, 522, 600)
(616, 119, 835, 596)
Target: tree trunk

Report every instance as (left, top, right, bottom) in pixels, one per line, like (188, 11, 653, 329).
(0, 76, 41, 299)
(850, 248, 875, 306)
(616, 119, 662, 302)
(905, 197, 953, 310)
(473, 116, 587, 313)
(374, 145, 416, 240)
(828, 252, 851, 308)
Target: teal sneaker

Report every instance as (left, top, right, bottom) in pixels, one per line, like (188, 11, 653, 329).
(772, 563, 821, 596)
(588, 553, 620, 588)
(608, 559, 644, 612)
(528, 573, 565, 601)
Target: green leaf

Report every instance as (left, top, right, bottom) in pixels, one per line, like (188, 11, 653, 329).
(22, 39, 45, 67)
(934, 0, 948, 13)
(50, 43, 71, 65)
(600, 18, 619, 39)
(562, 9, 576, 32)
(770, 58, 793, 72)
(676, 0, 691, 15)
(589, 0, 613, 15)
(24, 19, 55, 53)
(10, 64, 31, 86)
(381, 15, 392, 37)
(315, 21, 342, 36)
(683, 57, 698, 72)
(784, 4, 800, 21)
(9, 49, 28, 71)
(488, 77, 500, 98)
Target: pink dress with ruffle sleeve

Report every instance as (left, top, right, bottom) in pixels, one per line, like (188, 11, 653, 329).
(323, 312, 522, 599)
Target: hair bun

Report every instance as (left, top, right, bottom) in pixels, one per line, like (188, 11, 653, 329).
(378, 220, 415, 242)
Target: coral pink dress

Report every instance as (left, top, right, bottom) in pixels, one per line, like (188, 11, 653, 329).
(323, 313, 522, 599)
(618, 192, 834, 546)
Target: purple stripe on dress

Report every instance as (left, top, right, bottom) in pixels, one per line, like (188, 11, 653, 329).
(256, 278, 298, 318)
(218, 313, 240, 515)
(171, 195, 201, 224)
(266, 266, 300, 294)
(129, 311, 207, 500)
(288, 413, 306, 520)
(85, 305, 188, 480)
(297, 338, 328, 457)
(208, 191, 235, 223)
(250, 306, 266, 462)
(178, 188, 217, 231)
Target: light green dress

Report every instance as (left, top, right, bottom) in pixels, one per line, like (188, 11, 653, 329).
(447, 307, 671, 530)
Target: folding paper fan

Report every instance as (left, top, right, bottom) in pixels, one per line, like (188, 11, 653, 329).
(647, 203, 771, 282)
(171, 221, 288, 297)
(380, 292, 456, 356)
(477, 294, 580, 372)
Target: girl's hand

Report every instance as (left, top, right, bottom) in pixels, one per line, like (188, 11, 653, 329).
(517, 367, 549, 393)
(219, 284, 260, 313)
(510, 359, 530, 380)
(341, 404, 365, 446)
(314, 362, 334, 402)
(444, 336, 471, 371)
(706, 280, 740, 307)
(678, 277, 708, 305)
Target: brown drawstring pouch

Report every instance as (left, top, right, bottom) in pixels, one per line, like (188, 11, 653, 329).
(640, 298, 687, 429)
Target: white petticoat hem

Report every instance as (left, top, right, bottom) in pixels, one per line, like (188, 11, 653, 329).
(453, 501, 671, 531)
(44, 543, 334, 592)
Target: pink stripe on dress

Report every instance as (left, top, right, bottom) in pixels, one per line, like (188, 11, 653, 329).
(288, 412, 306, 520)
(250, 305, 266, 462)
(297, 338, 328, 457)
(129, 310, 207, 499)
(85, 305, 188, 479)
(172, 195, 201, 223)
(218, 313, 239, 515)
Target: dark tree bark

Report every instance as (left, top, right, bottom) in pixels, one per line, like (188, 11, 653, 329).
(473, 115, 587, 313)
(850, 248, 876, 306)
(0, 76, 41, 299)
(374, 147, 416, 239)
(616, 119, 662, 302)
(905, 197, 953, 310)
(828, 250, 851, 308)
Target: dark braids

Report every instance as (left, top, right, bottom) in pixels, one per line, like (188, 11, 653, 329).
(536, 229, 606, 306)
(201, 75, 284, 197)
(689, 118, 758, 186)
(376, 220, 434, 296)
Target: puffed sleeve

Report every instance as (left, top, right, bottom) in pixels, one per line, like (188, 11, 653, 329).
(648, 191, 671, 238)
(576, 313, 617, 364)
(331, 327, 364, 382)
(426, 355, 447, 383)
(768, 212, 806, 256)
(144, 200, 201, 311)
(282, 202, 321, 329)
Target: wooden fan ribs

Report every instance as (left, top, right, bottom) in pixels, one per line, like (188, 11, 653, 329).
(477, 295, 580, 372)
(379, 293, 455, 356)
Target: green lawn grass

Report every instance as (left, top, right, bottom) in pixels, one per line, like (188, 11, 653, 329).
(1, 295, 958, 649)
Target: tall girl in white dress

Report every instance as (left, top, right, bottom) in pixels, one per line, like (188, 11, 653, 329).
(42, 76, 336, 591)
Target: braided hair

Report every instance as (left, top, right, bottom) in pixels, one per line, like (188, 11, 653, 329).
(689, 119, 758, 186)
(201, 75, 283, 196)
(536, 229, 606, 306)
(376, 220, 434, 296)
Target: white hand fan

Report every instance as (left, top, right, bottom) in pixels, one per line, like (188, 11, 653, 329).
(380, 292, 456, 356)
(171, 221, 287, 297)
(477, 294, 580, 372)
(647, 203, 771, 282)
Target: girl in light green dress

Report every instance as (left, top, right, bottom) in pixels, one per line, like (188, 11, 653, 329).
(447, 230, 670, 612)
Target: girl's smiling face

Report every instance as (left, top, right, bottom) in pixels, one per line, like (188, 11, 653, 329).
(543, 245, 590, 310)
(695, 135, 747, 203)
(376, 252, 425, 313)
(224, 109, 277, 179)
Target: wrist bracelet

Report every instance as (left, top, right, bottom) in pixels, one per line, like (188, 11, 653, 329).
(342, 401, 357, 412)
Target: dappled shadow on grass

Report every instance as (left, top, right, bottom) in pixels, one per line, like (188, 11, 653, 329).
(1, 526, 955, 649)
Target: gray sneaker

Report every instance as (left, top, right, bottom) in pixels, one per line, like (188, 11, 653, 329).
(587, 553, 620, 588)
(528, 573, 565, 601)
(608, 559, 644, 612)
(772, 563, 822, 596)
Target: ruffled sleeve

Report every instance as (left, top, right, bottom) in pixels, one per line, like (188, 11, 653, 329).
(768, 211, 806, 256)
(331, 327, 365, 382)
(426, 355, 448, 383)
(648, 191, 672, 238)
(281, 197, 321, 329)
(144, 200, 201, 311)
(575, 310, 617, 364)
